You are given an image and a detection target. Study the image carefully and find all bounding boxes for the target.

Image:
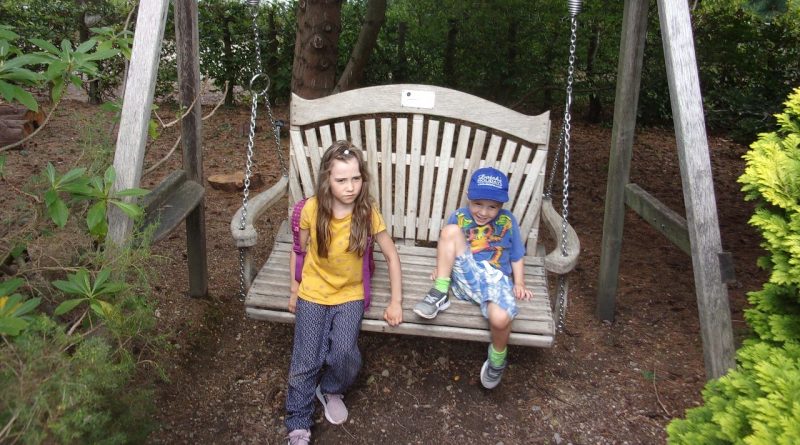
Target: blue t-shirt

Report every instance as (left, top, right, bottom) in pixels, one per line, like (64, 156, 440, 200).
(447, 208, 525, 276)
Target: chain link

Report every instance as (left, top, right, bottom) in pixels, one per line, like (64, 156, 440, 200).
(555, 15, 578, 334)
(238, 1, 285, 301)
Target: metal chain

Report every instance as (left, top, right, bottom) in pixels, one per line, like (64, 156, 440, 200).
(555, 11, 579, 334)
(238, 0, 286, 300)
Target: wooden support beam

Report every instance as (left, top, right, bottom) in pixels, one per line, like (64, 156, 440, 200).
(657, 0, 735, 379)
(108, 0, 169, 245)
(175, 0, 208, 298)
(597, 0, 649, 321)
(624, 183, 690, 255)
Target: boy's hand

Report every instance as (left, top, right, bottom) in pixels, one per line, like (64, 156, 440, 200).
(429, 268, 438, 281)
(513, 284, 532, 301)
(383, 301, 403, 326)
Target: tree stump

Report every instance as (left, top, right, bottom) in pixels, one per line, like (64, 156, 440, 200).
(207, 171, 264, 192)
(0, 104, 44, 148)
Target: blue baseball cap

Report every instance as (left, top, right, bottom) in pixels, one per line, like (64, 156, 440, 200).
(467, 167, 509, 203)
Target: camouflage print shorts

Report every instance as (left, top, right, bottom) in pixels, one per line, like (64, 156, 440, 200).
(450, 249, 518, 320)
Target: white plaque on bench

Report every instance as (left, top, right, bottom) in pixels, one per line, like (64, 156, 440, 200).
(401, 90, 435, 109)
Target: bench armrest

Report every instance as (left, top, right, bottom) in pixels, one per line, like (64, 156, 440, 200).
(541, 197, 580, 274)
(230, 176, 289, 248)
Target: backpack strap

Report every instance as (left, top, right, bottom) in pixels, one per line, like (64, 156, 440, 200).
(362, 235, 375, 310)
(291, 198, 308, 283)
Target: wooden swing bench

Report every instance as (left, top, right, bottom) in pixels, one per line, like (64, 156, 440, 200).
(231, 84, 579, 348)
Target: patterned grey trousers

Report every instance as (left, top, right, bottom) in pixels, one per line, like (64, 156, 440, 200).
(285, 298, 364, 431)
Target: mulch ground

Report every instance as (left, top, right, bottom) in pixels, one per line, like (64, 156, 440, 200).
(5, 98, 765, 444)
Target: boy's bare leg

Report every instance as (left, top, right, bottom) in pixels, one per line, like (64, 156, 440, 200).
(413, 225, 466, 319)
(487, 302, 512, 352)
(435, 224, 467, 278)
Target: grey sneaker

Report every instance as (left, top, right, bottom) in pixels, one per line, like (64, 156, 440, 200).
(413, 288, 450, 319)
(315, 385, 348, 425)
(480, 351, 507, 389)
(287, 429, 311, 445)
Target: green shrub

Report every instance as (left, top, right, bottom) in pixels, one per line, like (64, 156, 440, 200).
(0, 316, 155, 444)
(667, 87, 800, 443)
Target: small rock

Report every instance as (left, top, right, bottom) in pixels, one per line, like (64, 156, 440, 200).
(381, 369, 390, 377)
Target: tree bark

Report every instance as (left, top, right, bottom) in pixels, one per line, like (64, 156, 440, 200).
(585, 22, 603, 122)
(334, 0, 387, 93)
(292, 0, 343, 99)
(223, 14, 236, 106)
(394, 21, 408, 83)
(443, 19, 458, 88)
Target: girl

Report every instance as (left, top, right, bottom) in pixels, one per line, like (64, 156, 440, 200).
(285, 140, 403, 445)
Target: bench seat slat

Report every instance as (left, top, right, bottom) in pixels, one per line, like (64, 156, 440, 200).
(246, 235, 555, 345)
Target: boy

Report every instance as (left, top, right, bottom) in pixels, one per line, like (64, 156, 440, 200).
(413, 167, 532, 389)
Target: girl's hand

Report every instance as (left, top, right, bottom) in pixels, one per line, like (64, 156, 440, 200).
(383, 301, 403, 326)
(289, 282, 300, 314)
(513, 284, 532, 301)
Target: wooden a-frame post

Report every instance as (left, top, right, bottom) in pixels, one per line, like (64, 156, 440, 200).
(597, 0, 735, 379)
(108, 0, 208, 297)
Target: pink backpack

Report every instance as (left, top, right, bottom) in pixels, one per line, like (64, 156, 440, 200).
(291, 198, 376, 309)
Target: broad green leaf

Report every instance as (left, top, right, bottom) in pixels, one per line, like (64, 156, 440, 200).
(59, 167, 87, 186)
(103, 165, 116, 187)
(43, 188, 58, 206)
(0, 28, 20, 41)
(9, 84, 37, 111)
(44, 61, 67, 80)
(51, 279, 83, 295)
(12, 297, 40, 317)
(0, 278, 23, 296)
(51, 78, 65, 103)
(60, 39, 72, 55)
(111, 200, 143, 219)
(115, 187, 149, 198)
(75, 39, 97, 54)
(29, 38, 59, 54)
(95, 282, 126, 297)
(0, 294, 21, 314)
(0, 317, 27, 336)
(54, 298, 85, 316)
(93, 268, 111, 291)
(1, 68, 43, 83)
(47, 198, 68, 227)
(0, 80, 14, 101)
(44, 163, 56, 184)
(85, 48, 118, 61)
(86, 201, 106, 232)
(94, 300, 115, 318)
(2, 53, 47, 69)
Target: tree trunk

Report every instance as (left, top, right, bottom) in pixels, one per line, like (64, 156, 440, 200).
(334, 0, 387, 93)
(585, 22, 602, 123)
(267, 6, 279, 82)
(394, 21, 407, 83)
(292, 0, 343, 99)
(223, 14, 235, 106)
(78, 0, 102, 104)
(443, 19, 458, 88)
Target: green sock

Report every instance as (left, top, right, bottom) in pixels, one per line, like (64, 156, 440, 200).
(434, 277, 451, 293)
(489, 344, 507, 367)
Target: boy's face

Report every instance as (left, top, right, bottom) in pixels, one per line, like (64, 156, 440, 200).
(468, 199, 502, 226)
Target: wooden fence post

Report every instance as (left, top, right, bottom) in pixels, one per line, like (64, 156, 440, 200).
(175, 0, 208, 298)
(656, 0, 735, 379)
(108, 0, 169, 245)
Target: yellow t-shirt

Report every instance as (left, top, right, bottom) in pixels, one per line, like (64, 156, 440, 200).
(298, 197, 386, 305)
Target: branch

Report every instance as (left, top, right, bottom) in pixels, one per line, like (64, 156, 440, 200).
(142, 82, 228, 178)
(0, 100, 62, 152)
(142, 134, 181, 177)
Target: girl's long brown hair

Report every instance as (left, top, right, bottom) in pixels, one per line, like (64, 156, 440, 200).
(315, 140, 373, 258)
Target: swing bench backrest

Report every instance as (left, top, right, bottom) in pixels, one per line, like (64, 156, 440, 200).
(234, 84, 579, 348)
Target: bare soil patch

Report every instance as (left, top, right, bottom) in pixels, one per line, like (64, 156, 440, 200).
(5, 98, 764, 444)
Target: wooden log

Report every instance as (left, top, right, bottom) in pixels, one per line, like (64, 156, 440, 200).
(0, 118, 33, 147)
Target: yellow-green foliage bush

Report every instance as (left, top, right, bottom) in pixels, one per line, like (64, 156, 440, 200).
(667, 87, 800, 444)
